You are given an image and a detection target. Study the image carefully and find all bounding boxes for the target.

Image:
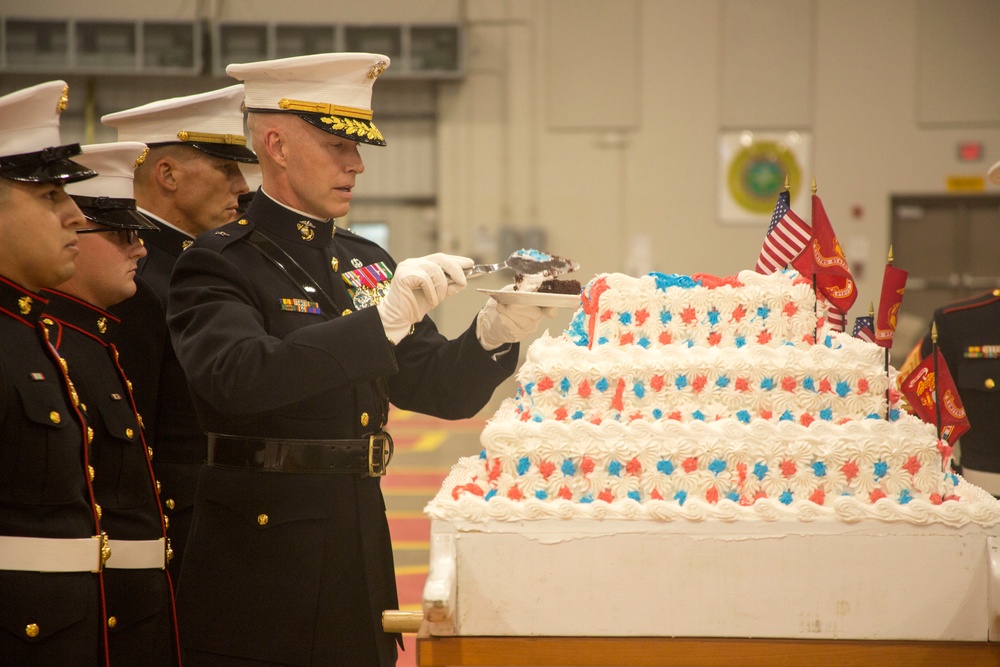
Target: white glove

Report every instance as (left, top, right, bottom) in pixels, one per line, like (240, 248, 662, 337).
(476, 285, 556, 351)
(377, 253, 473, 344)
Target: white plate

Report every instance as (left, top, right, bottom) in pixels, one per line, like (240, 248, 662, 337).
(478, 289, 581, 308)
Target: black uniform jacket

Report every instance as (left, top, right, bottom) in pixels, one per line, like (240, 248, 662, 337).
(42, 290, 181, 666)
(0, 276, 107, 666)
(166, 192, 517, 666)
(921, 289, 1000, 472)
(111, 215, 202, 583)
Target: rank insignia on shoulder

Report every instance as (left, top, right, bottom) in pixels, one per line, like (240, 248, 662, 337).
(280, 298, 321, 314)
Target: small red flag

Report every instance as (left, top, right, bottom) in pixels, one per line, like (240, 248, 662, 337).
(794, 194, 857, 313)
(899, 349, 971, 445)
(875, 264, 907, 348)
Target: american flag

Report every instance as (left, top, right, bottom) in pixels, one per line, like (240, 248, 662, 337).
(852, 315, 875, 343)
(827, 306, 846, 333)
(755, 190, 812, 275)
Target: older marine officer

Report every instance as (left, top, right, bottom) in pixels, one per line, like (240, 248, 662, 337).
(166, 52, 550, 666)
(0, 81, 108, 665)
(103, 86, 256, 582)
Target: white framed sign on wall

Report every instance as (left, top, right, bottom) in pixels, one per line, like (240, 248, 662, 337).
(718, 130, 812, 224)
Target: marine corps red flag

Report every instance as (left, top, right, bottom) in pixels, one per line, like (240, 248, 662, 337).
(899, 348, 970, 445)
(798, 193, 857, 313)
(875, 254, 907, 348)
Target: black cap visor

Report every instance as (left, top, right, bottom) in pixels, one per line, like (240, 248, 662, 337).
(295, 112, 386, 147)
(71, 195, 159, 231)
(189, 142, 257, 163)
(248, 109, 386, 147)
(147, 141, 257, 164)
(0, 144, 97, 184)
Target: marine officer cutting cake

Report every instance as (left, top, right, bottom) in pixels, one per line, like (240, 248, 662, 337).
(166, 52, 552, 666)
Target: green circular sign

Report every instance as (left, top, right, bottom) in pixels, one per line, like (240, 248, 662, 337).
(727, 141, 802, 214)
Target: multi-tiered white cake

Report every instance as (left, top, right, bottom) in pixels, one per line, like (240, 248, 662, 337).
(423, 270, 1000, 641)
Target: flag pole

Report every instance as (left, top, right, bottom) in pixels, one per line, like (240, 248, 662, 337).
(883, 247, 893, 419)
(931, 321, 942, 442)
(811, 178, 818, 341)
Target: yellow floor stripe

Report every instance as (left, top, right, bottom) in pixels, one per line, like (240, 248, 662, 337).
(392, 541, 430, 550)
(387, 466, 453, 475)
(394, 564, 429, 576)
(383, 486, 442, 497)
(412, 431, 447, 452)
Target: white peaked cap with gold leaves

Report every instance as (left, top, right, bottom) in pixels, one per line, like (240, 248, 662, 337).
(227, 52, 390, 146)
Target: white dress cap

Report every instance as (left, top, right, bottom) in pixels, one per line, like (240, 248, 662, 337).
(65, 142, 157, 230)
(101, 85, 256, 163)
(227, 52, 390, 146)
(0, 80, 95, 184)
(0, 80, 69, 158)
(66, 142, 147, 199)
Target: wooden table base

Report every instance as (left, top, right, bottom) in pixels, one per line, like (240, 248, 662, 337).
(416, 636, 1000, 667)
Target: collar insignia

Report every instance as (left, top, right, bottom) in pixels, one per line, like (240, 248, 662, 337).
(97, 317, 107, 334)
(18, 296, 32, 315)
(298, 220, 316, 242)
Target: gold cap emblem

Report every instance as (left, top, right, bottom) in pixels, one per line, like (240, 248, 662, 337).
(369, 60, 388, 80)
(57, 85, 69, 114)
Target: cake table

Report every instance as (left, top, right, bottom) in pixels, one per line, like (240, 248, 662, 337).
(416, 516, 1000, 666)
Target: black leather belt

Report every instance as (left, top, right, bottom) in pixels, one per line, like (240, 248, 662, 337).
(207, 432, 393, 477)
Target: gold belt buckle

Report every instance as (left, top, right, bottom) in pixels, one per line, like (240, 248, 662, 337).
(368, 432, 393, 477)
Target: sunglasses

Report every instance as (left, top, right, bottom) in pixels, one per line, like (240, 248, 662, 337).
(77, 227, 141, 245)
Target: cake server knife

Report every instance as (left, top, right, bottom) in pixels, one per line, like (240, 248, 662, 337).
(464, 250, 579, 278)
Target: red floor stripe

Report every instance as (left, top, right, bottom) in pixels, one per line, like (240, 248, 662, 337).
(388, 517, 430, 543)
(383, 472, 449, 489)
(395, 571, 427, 605)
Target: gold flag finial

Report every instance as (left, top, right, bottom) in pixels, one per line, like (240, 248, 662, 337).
(931, 321, 938, 345)
(811, 178, 817, 195)
(784, 174, 790, 192)
(887, 245, 894, 265)
(868, 301, 874, 318)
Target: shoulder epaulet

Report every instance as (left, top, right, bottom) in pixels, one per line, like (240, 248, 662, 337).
(336, 225, 381, 249)
(941, 289, 1000, 316)
(191, 218, 255, 252)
